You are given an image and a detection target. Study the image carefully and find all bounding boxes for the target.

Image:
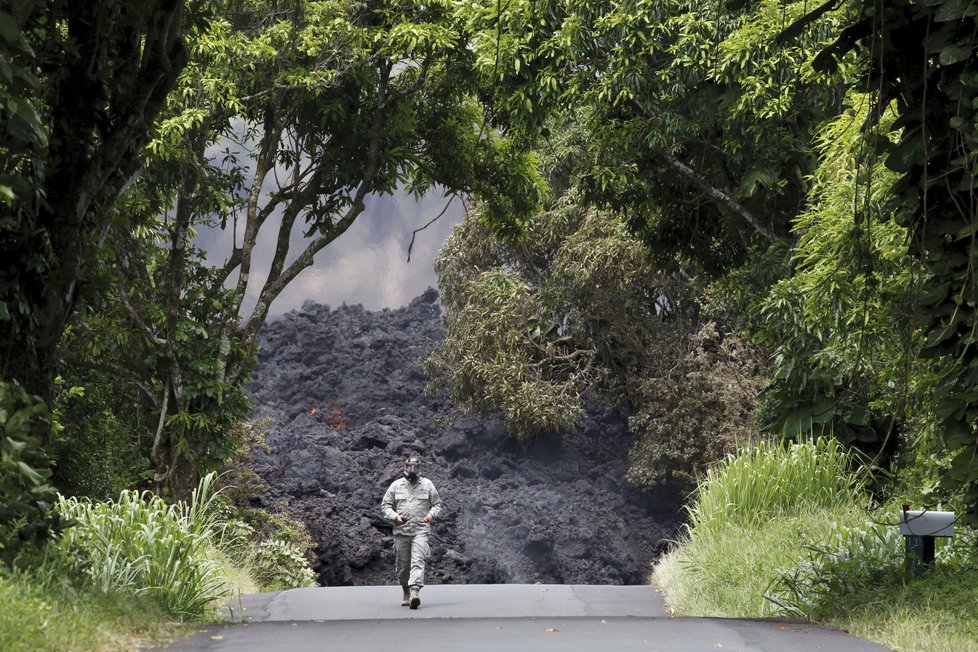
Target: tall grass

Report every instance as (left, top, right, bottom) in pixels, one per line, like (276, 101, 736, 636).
(655, 439, 868, 617)
(654, 507, 869, 617)
(54, 473, 229, 619)
(2, 472, 320, 650)
(687, 437, 863, 532)
(653, 438, 978, 651)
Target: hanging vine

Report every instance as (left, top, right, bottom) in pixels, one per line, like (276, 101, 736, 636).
(788, 0, 978, 522)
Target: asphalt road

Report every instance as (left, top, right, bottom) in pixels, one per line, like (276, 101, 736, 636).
(158, 584, 889, 652)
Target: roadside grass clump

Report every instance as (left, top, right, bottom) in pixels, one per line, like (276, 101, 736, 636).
(54, 472, 229, 619)
(769, 522, 978, 651)
(244, 532, 317, 590)
(52, 471, 315, 615)
(687, 437, 862, 533)
(654, 506, 869, 617)
(654, 439, 978, 651)
(655, 438, 868, 617)
(824, 561, 978, 652)
(765, 520, 904, 618)
(1, 471, 319, 651)
(0, 570, 176, 652)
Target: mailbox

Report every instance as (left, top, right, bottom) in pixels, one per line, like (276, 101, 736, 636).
(899, 507, 955, 575)
(898, 510, 955, 537)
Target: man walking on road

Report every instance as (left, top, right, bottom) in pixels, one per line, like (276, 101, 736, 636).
(381, 455, 442, 609)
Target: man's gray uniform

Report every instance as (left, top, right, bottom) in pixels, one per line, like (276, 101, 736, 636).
(381, 475, 442, 589)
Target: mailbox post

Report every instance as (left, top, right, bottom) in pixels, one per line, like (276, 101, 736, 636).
(899, 506, 955, 576)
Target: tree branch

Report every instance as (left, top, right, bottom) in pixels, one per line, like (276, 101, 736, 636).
(115, 282, 167, 347)
(629, 97, 783, 244)
(216, 248, 243, 288)
(659, 151, 782, 245)
(407, 193, 460, 262)
(151, 380, 170, 466)
(61, 354, 161, 409)
(215, 114, 283, 385)
(226, 61, 394, 386)
(226, 112, 283, 323)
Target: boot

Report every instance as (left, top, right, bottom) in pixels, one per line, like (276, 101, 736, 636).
(409, 585, 421, 609)
(401, 585, 410, 607)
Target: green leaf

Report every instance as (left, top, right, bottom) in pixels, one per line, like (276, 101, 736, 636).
(0, 11, 25, 48)
(15, 461, 42, 484)
(939, 45, 972, 66)
(936, 0, 972, 22)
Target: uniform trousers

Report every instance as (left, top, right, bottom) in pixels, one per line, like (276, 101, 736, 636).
(393, 532, 429, 587)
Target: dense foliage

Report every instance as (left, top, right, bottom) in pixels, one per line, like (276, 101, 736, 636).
(51, 0, 546, 498)
(0, 0, 190, 553)
(0, 471, 315, 652)
(0, 0, 188, 416)
(654, 441, 978, 650)
(427, 163, 766, 486)
(754, 98, 927, 457)
(458, 0, 854, 269)
(430, 0, 978, 526)
(4, 0, 978, 611)
(0, 381, 68, 563)
(799, 0, 978, 522)
(429, 0, 841, 486)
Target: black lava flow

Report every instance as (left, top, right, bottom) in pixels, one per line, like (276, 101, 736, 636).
(246, 288, 684, 587)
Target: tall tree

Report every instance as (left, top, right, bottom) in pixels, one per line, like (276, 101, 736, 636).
(0, 1, 188, 408)
(426, 0, 852, 485)
(0, 0, 189, 553)
(784, 0, 978, 521)
(65, 0, 545, 496)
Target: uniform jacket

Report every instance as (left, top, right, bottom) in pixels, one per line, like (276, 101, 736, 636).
(382, 476, 442, 536)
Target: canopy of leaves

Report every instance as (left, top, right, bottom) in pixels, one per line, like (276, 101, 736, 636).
(755, 96, 933, 455)
(0, 1, 188, 400)
(427, 121, 766, 486)
(60, 0, 549, 497)
(459, 0, 855, 276)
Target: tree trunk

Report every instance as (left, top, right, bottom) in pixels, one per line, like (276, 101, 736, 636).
(0, 1, 188, 437)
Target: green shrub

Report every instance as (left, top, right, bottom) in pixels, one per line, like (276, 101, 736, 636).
(1, 471, 320, 651)
(54, 472, 228, 619)
(207, 420, 316, 590)
(250, 536, 317, 590)
(0, 380, 70, 563)
(214, 508, 317, 591)
(766, 521, 903, 618)
(768, 520, 978, 620)
(688, 437, 863, 532)
(936, 524, 978, 569)
(49, 373, 145, 500)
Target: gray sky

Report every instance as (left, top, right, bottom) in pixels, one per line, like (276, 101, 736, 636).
(194, 189, 464, 317)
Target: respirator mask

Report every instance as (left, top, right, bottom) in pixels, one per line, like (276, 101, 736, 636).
(403, 458, 421, 482)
